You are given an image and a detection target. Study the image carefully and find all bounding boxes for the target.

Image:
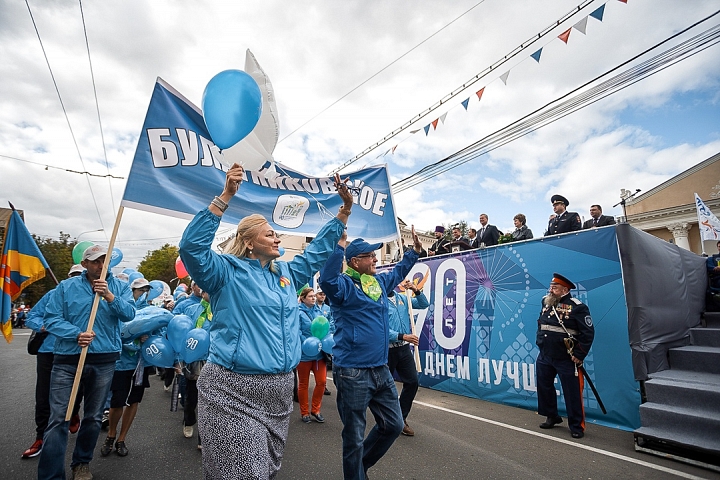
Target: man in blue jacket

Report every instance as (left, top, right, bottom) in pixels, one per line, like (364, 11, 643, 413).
(320, 230, 423, 480)
(387, 280, 429, 437)
(38, 245, 136, 480)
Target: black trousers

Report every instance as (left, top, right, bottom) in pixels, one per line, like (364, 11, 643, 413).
(536, 351, 585, 433)
(387, 344, 419, 420)
(35, 353, 82, 440)
(184, 378, 198, 427)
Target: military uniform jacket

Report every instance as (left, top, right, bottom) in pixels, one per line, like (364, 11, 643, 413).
(545, 211, 582, 235)
(536, 294, 594, 361)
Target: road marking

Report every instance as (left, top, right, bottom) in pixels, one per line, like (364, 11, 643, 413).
(414, 400, 708, 480)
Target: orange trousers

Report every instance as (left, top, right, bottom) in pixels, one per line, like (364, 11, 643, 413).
(297, 359, 327, 417)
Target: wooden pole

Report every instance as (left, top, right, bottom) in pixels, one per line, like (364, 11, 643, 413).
(65, 206, 124, 421)
(405, 289, 422, 373)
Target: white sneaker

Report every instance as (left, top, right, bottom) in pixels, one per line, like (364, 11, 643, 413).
(163, 385, 170, 392)
(183, 424, 193, 438)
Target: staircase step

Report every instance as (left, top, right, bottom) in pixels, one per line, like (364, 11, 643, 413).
(649, 369, 720, 387)
(668, 345, 720, 374)
(705, 312, 720, 328)
(690, 327, 720, 347)
(638, 403, 720, 452)
(644, 376, 720, 411)
(635, 425, 720, 457)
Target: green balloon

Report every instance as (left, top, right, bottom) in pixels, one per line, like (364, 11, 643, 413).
(72, 241, 95, 264)
(311, 316, 330, 339)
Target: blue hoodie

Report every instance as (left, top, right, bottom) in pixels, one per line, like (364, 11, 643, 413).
(25, 290, 56, 354)
(388, 291, 429, 342)
(299, 303, 323, 362)
(179, 208, 345, 375)
(319, 246, 418, 368)
(43, 271, 136, 360)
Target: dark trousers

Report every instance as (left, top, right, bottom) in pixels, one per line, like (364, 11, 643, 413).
(35, 353, 83, 440)
(387, 344, 419, 420)
(536, 352, 585, 433)
(184, 378, 198, 427)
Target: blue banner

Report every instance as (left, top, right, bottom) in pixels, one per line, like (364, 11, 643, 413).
(121, 79, 399, 242)
(385, 227, 641, 431)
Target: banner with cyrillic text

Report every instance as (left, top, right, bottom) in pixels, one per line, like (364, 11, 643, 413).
(385, 226, 640, 431)
(121, 79, 398, 242)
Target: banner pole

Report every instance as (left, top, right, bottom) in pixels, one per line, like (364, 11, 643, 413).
(65, 206, 125, 421)
(695, 193, 706, 255)
(405, 289, 422, 373)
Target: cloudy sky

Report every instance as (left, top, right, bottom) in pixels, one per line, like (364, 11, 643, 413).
(1, 0, 719, 270)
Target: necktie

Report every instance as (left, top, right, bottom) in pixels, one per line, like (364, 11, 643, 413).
(594, 218, 598, 226)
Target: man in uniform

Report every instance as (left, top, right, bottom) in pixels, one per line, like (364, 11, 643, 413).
(428, 226, 449, 256)
(535, 273, 594, 439)
(545, 195, 582, 235)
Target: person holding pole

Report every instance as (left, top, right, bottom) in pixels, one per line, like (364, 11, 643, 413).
(38, 245, 135, 480)
(387, 279, 428, 437)
(319, 229, 423, 480)
(179, 163, 353, 479)
(535, 273, 595, 439)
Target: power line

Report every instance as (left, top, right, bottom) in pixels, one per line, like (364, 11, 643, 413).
(24, 0, 107, 234)
(279, 0, 489, 144)
(78, 0, 116, 213)
(392, 11, 720, 192)
(329, 0, 596, 174)
(0, 154, 124, 178)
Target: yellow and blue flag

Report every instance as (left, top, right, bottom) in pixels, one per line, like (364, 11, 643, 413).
(1, 209, 49, 343)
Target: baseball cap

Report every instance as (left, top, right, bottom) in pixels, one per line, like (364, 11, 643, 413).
(68, 264, 85, 277)
(82, 244, 107, 261)
(345, 238, 382, 262)
(130, 278, 151, 290)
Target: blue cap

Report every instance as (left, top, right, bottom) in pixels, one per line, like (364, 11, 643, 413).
(345, 238, 382, 262)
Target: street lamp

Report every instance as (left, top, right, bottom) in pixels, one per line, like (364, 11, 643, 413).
(76, 228, 104, 241)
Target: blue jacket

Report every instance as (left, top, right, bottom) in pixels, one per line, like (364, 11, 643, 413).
(299, 303, 323, 362)
(179, 208, 345, 374)
(116, 338, 144, 371)
(43, 272, 136, 356)
(173, 294, 201, 315)
(25, 290, 56, 354)
(319, 246, 419, 368)
(388, 291, 429, 343)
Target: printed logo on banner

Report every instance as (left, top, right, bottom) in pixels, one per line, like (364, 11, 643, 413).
(273, 195, 310, 228)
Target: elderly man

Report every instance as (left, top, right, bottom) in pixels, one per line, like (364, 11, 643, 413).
(545, 195, 582, 235)
(38, 245, 135, 480)
(320, 229, 423, 479)
(535, 273, 594, 439)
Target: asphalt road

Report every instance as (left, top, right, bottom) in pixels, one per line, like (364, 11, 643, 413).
(2, 331, 717, 480)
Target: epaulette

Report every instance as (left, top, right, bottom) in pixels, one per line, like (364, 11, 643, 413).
(569, 297, 582, 305)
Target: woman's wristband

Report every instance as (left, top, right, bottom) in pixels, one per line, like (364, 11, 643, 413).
(211, 196, 229, 213)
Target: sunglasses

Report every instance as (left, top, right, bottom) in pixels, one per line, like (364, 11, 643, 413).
(355, 253, 377, 259)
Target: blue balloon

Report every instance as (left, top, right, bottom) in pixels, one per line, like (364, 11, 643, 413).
(202, 70, 262, 149)
(121, 306, 174, 341)
(278, 247, 285, 256)
(167, 314, 195, 354)
(147, 280, 165, 301)
(321, 334, 334, 355)
(128, 272, 144, 284)
(141, 335, 175, 368)
(122, 268, 135, 275)
(109, 247, 123, 268)
(302, 337, 322, 357)
(183, 328, 210, 364)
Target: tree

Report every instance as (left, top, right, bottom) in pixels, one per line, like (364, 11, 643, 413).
(137, 243, 188, 287)
(23, 232, 75, 305)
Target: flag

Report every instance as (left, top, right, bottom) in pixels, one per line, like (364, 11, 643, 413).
(1, 209, 49, 343)
(120, 79, 400, 243)
(695, 193, 720, 240)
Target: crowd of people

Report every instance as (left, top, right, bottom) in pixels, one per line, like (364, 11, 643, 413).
(19, 172, 602, 479)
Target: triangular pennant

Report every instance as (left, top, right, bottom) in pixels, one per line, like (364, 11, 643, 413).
(573, 16, 588, 34)
(461, 98, 470, 110)
(410, 129, 421, 134)
(530, 48, 543, 63)
(439, 113, 448, 124)
(424, 125, 430, 136)
(558, 28, 571, 44)
(431, 119, 439, 130)
(618, 0, 627, 3)
(590, 4, 605, 21)
(391, 145, 397, 154)
(499, 72, 510, 85)
(476, 87, 485, 100)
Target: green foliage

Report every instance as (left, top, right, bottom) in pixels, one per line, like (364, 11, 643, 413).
(23, 232, 75, 305)
(137, 243, 185, 286)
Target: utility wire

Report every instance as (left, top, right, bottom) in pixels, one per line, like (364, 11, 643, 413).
(392, 11, 720, 192)
(78, 0, 116, 213)
(24, 0, 107, 233)
(0, 154, 124, 178)
(279, 0, 488, 145)
(330, 0, 596, 174)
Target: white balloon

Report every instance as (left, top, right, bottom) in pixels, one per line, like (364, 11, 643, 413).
(215, 133, 272, 172)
